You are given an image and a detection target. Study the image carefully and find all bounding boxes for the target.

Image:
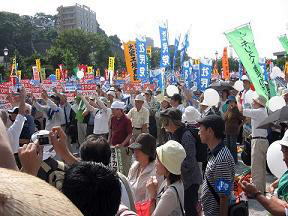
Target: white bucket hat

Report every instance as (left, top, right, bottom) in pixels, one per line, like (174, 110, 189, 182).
(156, 140, 186, 175)
(182, 106, 201, 124)
(135, 94, 145, 102)
(107, 91, 116, 98)
(252, 94, 267, 107)
(111, 101, 125, 109)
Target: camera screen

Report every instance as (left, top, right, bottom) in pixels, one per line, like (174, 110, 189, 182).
(38, 137, 49, 145)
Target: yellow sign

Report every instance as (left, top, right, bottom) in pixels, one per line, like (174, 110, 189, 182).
(124, 41, 138, 82)
(96, 68, 100, 77)
(55, 69, 61, 80)
(193, 59, 200, 65)
(87, 66, 93, 74)
(36, 59, 41, 76)
(16, 70, 21, 80)
(146, 46, 152, 57)
(108, 57, 115, 72)
(285, 61, 288, 82)
(11, 57, 17, 76)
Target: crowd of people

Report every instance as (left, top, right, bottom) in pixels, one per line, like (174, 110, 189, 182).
(1, 75, 288, 216)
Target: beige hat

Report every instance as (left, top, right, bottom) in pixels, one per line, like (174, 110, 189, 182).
(252, 94, 267, 107)
(107, 91, 116, 98)
(135, 94, 145, 101)
(279, 130, 288, 147)
(111, 101, 125, 109)
(182, 106, 201, 124)
(156, 140, 186, 175)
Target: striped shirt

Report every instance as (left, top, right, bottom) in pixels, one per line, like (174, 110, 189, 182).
(201, 142, 235, 216)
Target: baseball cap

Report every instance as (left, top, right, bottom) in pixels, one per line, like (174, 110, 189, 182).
(156, 140, 186, 175)
(129, 133, 156, 159)
(160, 108, 182, 121)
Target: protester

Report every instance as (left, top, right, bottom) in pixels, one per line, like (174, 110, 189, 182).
(219, 89, 230, 114)
(170, 93, 185, 113)
(110, 100, 133, 176)
(238, 75, 254, 108)
(33, 90, 64, 131)
(241, 94, 268, 194)
(146, 140, 186, 216)
(160, 108, 202, 215)
(155, 96, 171, 146)
(127, 94, 149, 139)
(107, 90, 116, 107)
(128, 133, 162, 202)
(62, 161, 122, 216)
(182, 106, 201, 125)
(224, 95, 245, 163)
(198, 114, 235, 216)
(80, 93, 111, 139)
(144, 90, 160, 138)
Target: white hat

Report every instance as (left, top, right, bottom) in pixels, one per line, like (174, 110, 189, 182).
(279, 130, 288, 147)
(107, 91, 116, 98)
(252, 94, 267, 107)
(8, 106, 19, 113)
(135, 94, 145, 101)
(200, 99, 209, 106)
(156, 140, 186, 175)
(182, 106, 201, 124)
(111, 101, 125, 109)
(242, 75, 250, 82)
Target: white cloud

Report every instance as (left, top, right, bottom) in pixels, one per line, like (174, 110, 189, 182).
(1, 0, 288, 58)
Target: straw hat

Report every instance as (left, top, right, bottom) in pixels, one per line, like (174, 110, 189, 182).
(0, 168, 83, 216)
(252, 94, 267, 107)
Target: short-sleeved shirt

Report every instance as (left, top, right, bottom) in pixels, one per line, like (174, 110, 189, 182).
(243, 107, 268, 137)
(127, 107, 149, 128)
(111, 115, 132, 146)
(153, 180, 184, 216)
(201, 142, 235, 216)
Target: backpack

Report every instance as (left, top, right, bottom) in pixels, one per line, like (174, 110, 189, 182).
(183, 125, 208, 162)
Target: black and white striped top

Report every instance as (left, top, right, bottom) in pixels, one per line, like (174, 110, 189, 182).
(201, 142, 235, 216)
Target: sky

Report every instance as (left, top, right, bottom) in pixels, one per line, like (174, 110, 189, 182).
(1, 0, 288, 59)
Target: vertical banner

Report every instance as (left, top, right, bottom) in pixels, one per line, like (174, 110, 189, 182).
(36, 59, 41, 78)
(192, 63, 200, 89)
(96, 68, 100, 77)
(238, 61, 243, 79)
(225, 24, 269, 99)
(87, 66, 93, 74)
(16, 70, 21, 80)
(183, 61, 192, 88)
(40, 68, 46, 81)
(146, 46, 152, 58)
(55, 68, 61, 80)
(172, 35, 180, 72)
(259, 58, 268, 81)
(108, 57, 115, 72)
(284, 61, 288, 82)
(159, 25, 170, 68)
(180, 33, 189, 68)
(33, 66, 40, 80)
(123, 41, 137, 82)
(222, 47, 230, 80)
(136, 37, 148, 80)
(11, 57, 17, 76)
(199, 62, 212, 91)
(278, 35, 288, 54)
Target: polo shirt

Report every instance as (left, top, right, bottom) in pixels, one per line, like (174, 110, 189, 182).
(111, 115, 132, 146)
(201, 142, 235, 216)
(243, 107, 268, 137)
(92, 108, 112, 135)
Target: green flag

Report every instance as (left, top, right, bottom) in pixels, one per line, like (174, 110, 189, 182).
(279, 35, 288, 54)
(225, 24, 269, 100)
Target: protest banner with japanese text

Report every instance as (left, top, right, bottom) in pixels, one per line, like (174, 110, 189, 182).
(33, 66, 40, 81)
(36, 59, 41, 78)
(55, 69, 61, 80)
(124, 41, 138, 82)
(159, 26, 170, 68)
(225, 24, 270, 99)
(222, 47, 230, 80)
(136, 37, 148, 80)
(199, 63, 212, 91)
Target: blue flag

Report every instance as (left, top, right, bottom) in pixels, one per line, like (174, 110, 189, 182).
(192, 64, 200, 89)
(199, 63, 212, 91)
(172, 35, 180, 72)
(159, 26, 170, 68)
(180, 33, 189, 67)
(136, 37, 148, 80)
(238, 61, 243, 79)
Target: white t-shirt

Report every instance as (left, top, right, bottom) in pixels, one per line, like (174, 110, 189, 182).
(92, 108, 112, 134)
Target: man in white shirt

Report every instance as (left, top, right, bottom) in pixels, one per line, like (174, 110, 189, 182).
(127, 94, 149, 139)
(80, 93, 112, 139)
(241, 94, 268, 194)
